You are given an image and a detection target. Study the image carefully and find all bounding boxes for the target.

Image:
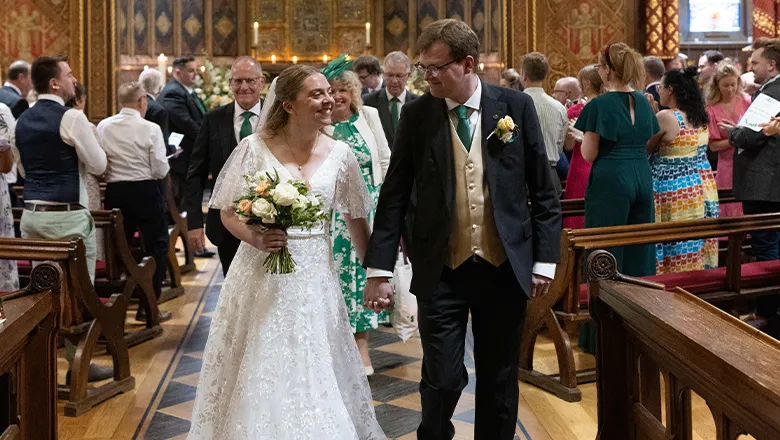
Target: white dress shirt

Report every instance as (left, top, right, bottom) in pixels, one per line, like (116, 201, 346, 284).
(0, 103, 17, 184)
(386, 88, 408, 115)
(367, 82, 557, 280)
(367, 78, 385, 94)
(233, 101, 262, 143)
(97, 107, 170, 183)
(3, 82, 21, 96)
(26, 94, 107, 206)
(523, 87, 568, 164)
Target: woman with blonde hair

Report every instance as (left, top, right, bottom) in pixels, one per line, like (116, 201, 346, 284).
(322, 57, 392, 376)
(705, 61, 749, 217)
(562, 64, 605, 229)
(499, 68, 524, 91)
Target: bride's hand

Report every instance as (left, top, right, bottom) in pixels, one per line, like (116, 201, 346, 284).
(250, 229, 288, 253)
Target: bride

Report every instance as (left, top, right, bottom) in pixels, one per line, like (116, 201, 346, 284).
(187, 65, 386, 439)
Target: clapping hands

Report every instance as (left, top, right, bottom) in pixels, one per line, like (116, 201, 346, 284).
(363, 277, 394, 312)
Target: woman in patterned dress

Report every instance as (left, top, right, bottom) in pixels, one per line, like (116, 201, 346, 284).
(647, 66, 719, 273)
(705, 61, 749, 217)
(325, 69, 391, 376)
(0, 103, 18, 293)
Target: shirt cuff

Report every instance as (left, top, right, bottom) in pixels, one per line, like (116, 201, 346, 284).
(366, 268, 394, 279)
(532, 262, 556, 280)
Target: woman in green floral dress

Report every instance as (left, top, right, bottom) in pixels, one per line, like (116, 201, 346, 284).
(326, 69, 392, 376)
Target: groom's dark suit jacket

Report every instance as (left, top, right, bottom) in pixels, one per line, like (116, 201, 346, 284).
(364, 82, 562, 298)
(183, 102, 238, 246)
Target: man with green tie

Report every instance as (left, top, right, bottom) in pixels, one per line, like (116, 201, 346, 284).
(362, 51, 420, 150)
(183, 57, 265, 275)
(159, 56, 206, 214)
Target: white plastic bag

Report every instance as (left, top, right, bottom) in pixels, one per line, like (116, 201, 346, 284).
(391, 252, 418, 342)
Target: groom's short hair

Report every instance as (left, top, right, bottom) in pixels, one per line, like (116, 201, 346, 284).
(418, 19, 480, 65)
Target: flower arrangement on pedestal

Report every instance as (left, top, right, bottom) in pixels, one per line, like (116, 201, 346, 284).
(195, 57, 234, 110)
(407, 68, 429, 97)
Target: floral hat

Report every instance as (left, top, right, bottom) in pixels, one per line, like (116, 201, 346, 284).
(320, 54, 354, 81)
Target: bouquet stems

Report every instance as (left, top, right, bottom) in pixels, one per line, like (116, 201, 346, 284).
(263, 246, 297, 274)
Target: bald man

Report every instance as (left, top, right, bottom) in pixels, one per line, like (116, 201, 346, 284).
(551, 77, 582, 108)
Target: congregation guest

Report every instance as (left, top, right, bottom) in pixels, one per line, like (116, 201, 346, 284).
(0, 103, 18, 292)
(668, 53, 688, 70)
(17, 56, 111, 382)
(705, 61, 749, 217)
(98, 82, 171, 322)
(499, 68, 524, 91)
(647, 67, 719, 273)
(362, 51, 420, 148)
(0, 61, 32, 119)
(562, 65, 604, 229)
(184, 57, 265, 276)
(724, 37, 780, 337)
(159, 56, 206, 214)
(698, 50, 724, 87)
(521, 52, 568, 194)
(139, 68, 173, 155)
(575, 43, 658, 354)
(324, 63, 391, 376)
(353, 55, 383, 95)
(551, 76, 582, 108)
(643, 56, 667, 109)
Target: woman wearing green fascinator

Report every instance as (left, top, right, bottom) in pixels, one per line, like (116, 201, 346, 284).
(322, 54, 392, 376)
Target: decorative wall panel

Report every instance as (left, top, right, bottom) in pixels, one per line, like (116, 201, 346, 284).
(212, 0, 238, 55)
(489, 0, 500, 51)
(0, 1, 70, 62)
(181, 0, 205, 55)
(155, 0, 174, 55)
(338, 0, 366, 21)
(417, 0, 438, 39)
(257, 0, 284, 22)
(471, 0, 486, 47)
(133, 0, 149, 55)
(290, 0, 331, 55)
(257, 28, 285, 56)
(446, 0, 465, 22)
(118, 0, 129, 54)
(383, 0, 409, 53)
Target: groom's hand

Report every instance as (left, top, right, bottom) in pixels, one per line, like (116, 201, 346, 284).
(531, 274, 553, 298)
(364, 277, 395, 312)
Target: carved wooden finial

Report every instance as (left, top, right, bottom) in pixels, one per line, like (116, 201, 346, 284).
(587, 250, 617, 282)
(29, 261, 63, 293)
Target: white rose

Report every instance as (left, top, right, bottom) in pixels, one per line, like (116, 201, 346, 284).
(222, 85, 231, 93)
(307, 193, 321, 207)
(270, 182, 300, 206)
(251, 198, 277, 224)
(292, 194, 309, 210)
(195, 88, 203, 94)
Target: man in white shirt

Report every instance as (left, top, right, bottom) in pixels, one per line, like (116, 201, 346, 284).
(98, 81, 171, 322)
(354, 55, 384, 95)
(0, 61, 32, 118)
(184, 57, 265, 275)
(521, 52, 568, 194)
(362, 51, 421, 148)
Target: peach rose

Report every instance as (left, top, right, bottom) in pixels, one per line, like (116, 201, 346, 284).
(238, 199, 253, 214)
(255, 181, 270, 195)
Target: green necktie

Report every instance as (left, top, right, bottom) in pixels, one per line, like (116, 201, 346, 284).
(390, 97, 400, 131)
(239, 111, 253, 140)
(191, 91, 206, 114)
(454, 105, 472, 151)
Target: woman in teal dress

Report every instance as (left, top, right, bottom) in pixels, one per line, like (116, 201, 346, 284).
(324, 66, 392, 376)
(574, 42, 660, 352)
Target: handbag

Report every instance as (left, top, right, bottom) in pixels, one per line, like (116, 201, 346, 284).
(391, 250, 418, 342)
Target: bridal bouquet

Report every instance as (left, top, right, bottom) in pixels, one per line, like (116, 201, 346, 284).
(234, 169, 329, 274)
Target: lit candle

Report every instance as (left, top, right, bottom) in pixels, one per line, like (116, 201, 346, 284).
(478, 62, 485, 71)
(200, 65, 206, 73)
(292, 56, 298, 65)
(365, 22, 371, 46)
(323, 54, 329, 64)
(157, 53, 167, 79)
(143, 65, 149, 71)
(253, 22, 259, 46)
(167, 66, 173, 74)
(271, 54, 277, 64)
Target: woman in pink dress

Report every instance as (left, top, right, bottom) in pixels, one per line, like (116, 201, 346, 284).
(562, 64, 605, 229)
(705, 61, 749, 217)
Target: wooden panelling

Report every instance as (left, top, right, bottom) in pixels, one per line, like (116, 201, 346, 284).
(155, 0, 174, 55)
(384, 0, 410, 54)
(211, 0, 238, 56)
(133, 0, 149, 55)
(416, 0, 438, 41)
(180, 0, 205, 55)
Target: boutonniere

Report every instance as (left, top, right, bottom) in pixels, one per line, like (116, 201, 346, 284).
(487, 116, 520, 144)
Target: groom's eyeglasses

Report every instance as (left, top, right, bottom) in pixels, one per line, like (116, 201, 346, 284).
(414, 60, 457, 78)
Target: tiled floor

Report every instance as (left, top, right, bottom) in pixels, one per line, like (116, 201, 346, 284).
(134, 271, 535, 440)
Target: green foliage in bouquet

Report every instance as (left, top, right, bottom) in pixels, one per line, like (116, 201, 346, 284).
(234, 169, 329, 273)
(195, 56, 233, 110)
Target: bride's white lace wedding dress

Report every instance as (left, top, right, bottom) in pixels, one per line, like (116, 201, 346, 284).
(187, 135, 386, 440)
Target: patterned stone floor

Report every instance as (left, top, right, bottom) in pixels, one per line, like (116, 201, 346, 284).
(133, 271, 535, 440)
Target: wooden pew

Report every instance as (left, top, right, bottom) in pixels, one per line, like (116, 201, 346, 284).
(0, 261, 63, 440)
(519, 212, 780, 402)
(12, 209, 164, 347)
(2, 238, 134, 417)
(559, 188, 736, 217)
(588, 250, 780, 440)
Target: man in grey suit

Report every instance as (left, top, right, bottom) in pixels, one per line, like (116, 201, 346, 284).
(362, 51, 420, 149)
(0, 61, 32, 119)
(726, 37, 780, 337)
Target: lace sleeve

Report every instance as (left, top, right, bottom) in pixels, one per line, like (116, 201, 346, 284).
(334, 144, 373, 218)
(208, 137, 260, 210)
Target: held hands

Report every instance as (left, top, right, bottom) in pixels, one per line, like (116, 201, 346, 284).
(531, 274, 553, 298)
(363, 277, 395, 312)
(250, 229, 288, 253)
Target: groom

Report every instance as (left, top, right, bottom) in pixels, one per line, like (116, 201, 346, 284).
(363, 19, 561, 440)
